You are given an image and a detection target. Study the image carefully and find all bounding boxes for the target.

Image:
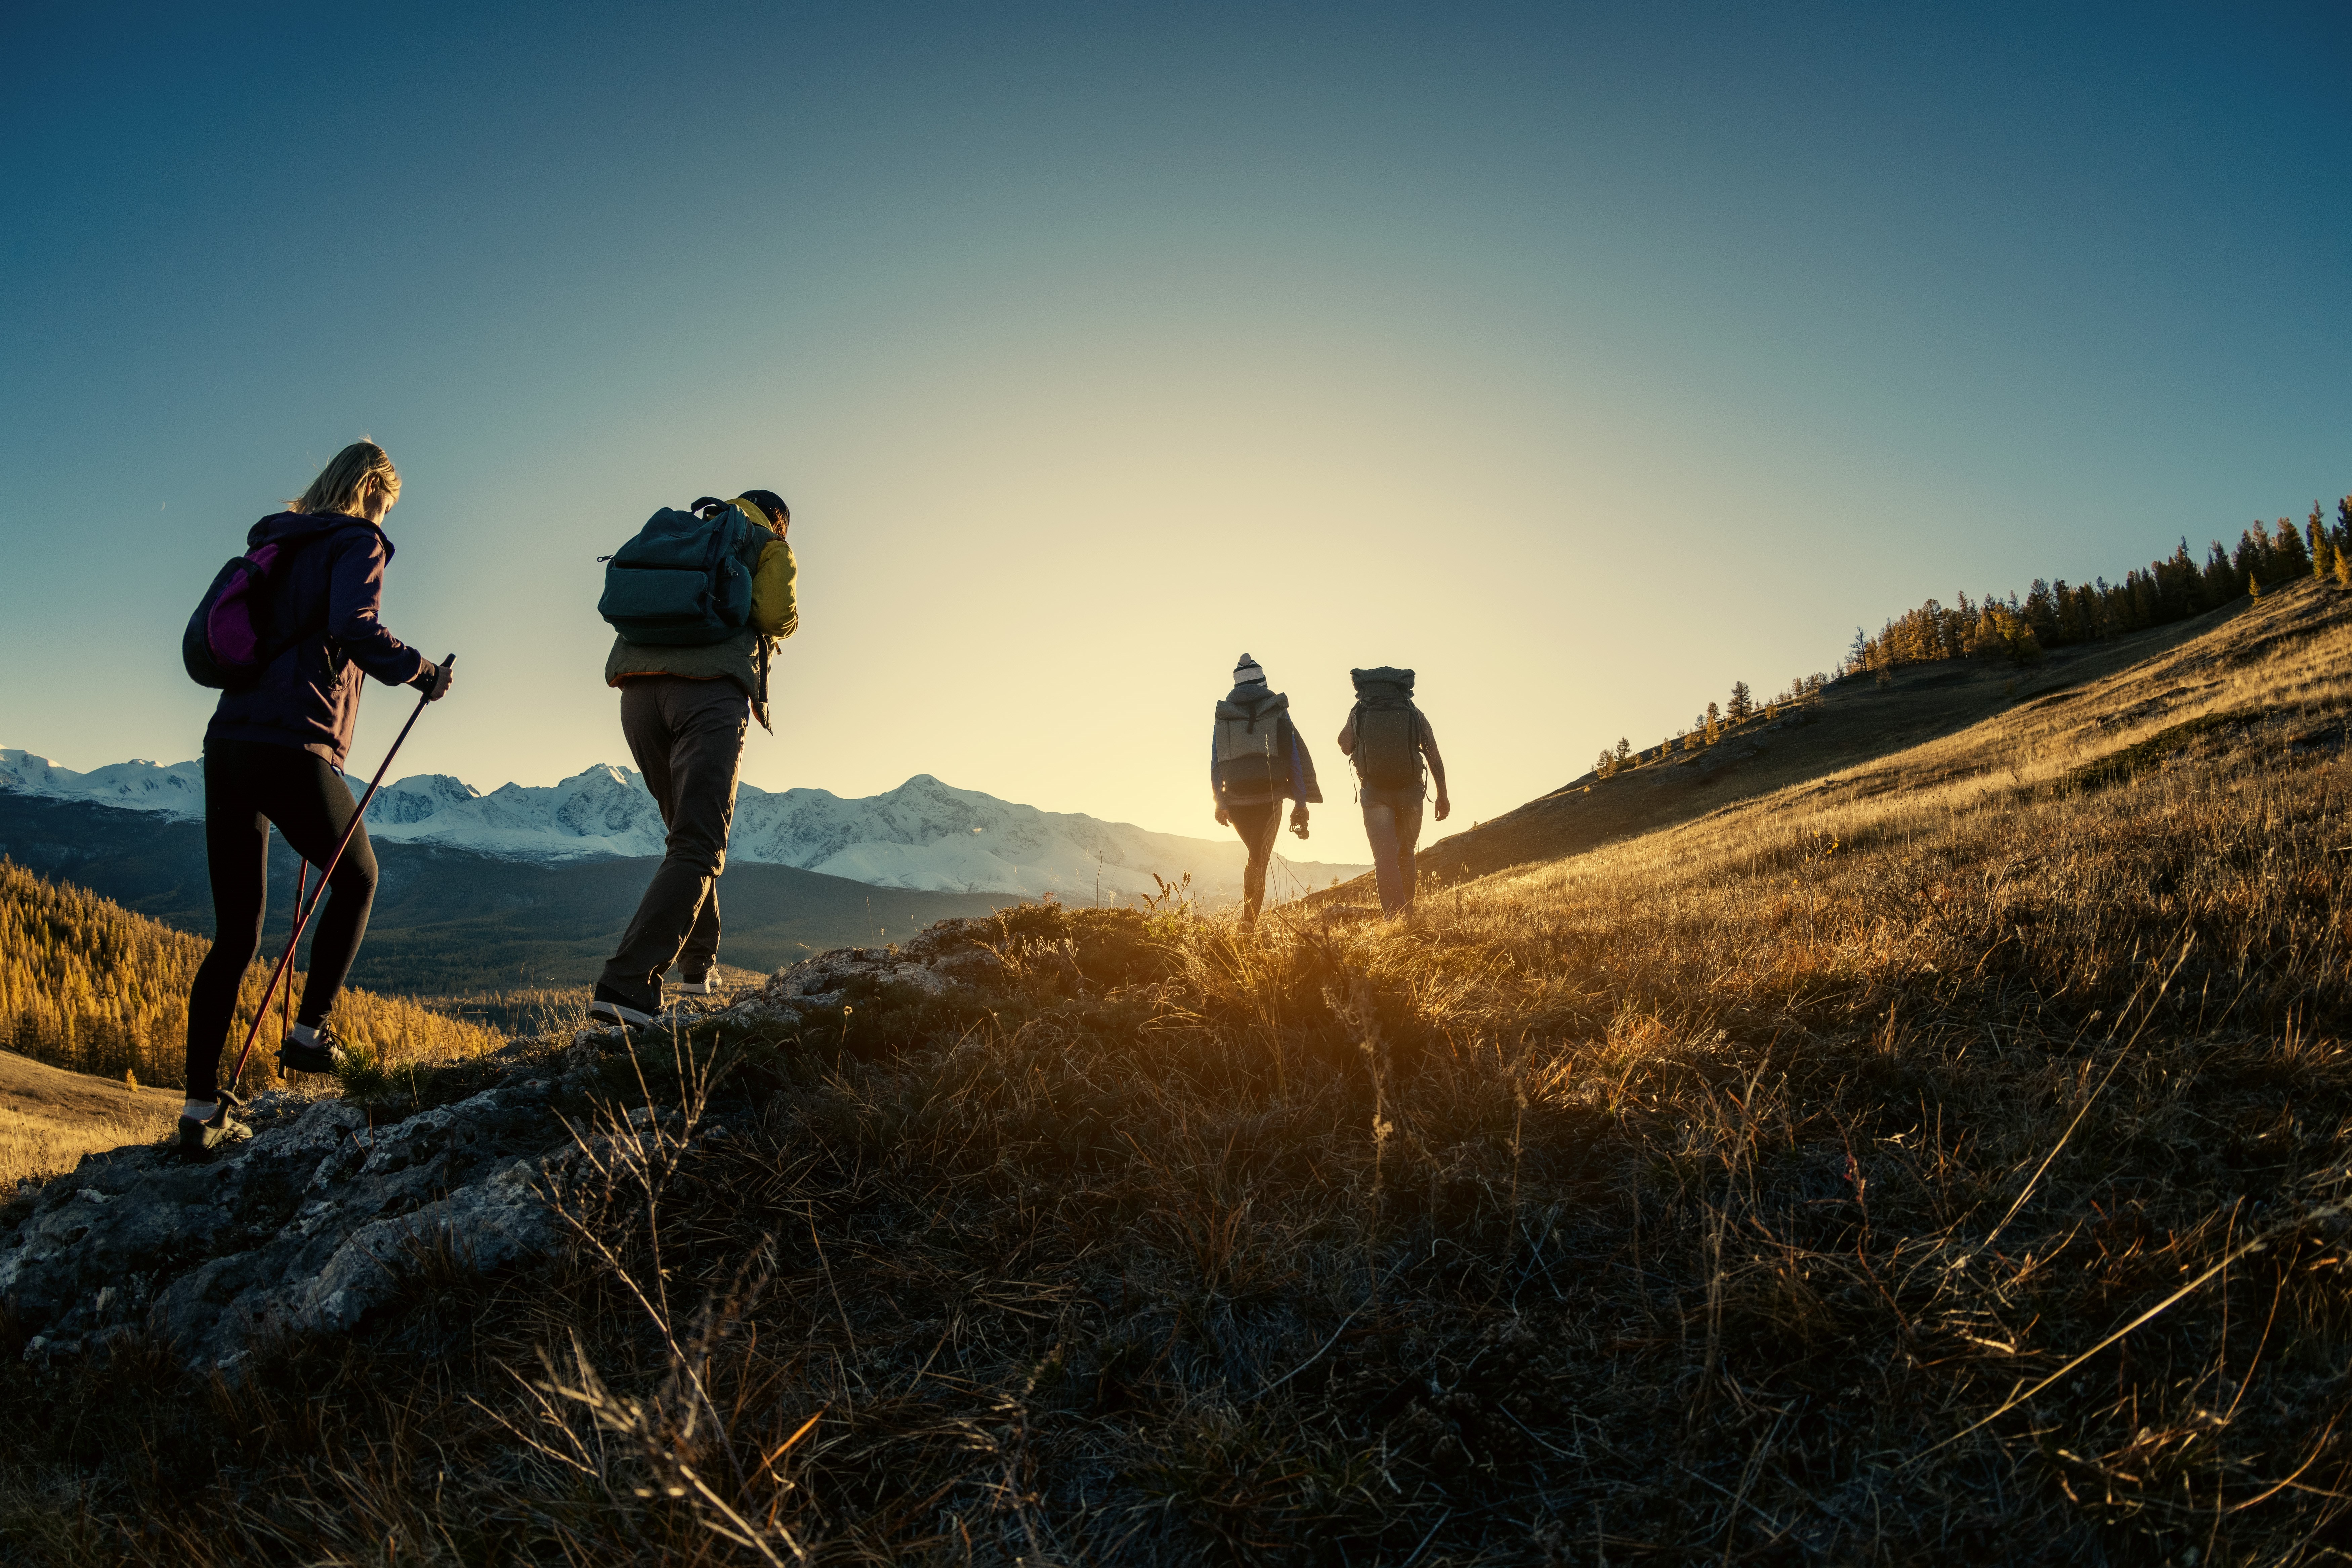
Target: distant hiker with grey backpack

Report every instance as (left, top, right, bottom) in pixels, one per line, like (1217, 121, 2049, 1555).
(1337, 666, 1450, 918)
(176, 441, 456, 1159)
(1211, 654, 1322, 928)
(590, 490, 798, 1027)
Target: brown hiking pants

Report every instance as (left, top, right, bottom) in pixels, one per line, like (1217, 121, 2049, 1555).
(598, 677, 748, 1008)
(1359, 784, 1425, 917)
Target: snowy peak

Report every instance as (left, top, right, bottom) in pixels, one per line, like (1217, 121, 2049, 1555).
(0, 750, 203, 812)
(366, 774, 477, 824)
(0, 750, 1367, 905)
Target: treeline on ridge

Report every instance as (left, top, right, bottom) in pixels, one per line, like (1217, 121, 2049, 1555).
(1595, 495, 2352, 779)
(1850, 497, 2352, 675)
(0, 859, 499, 1092)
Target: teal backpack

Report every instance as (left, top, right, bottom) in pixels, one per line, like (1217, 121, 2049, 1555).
(1349, 667, 1424, 790)
(597, 501, 765, 646)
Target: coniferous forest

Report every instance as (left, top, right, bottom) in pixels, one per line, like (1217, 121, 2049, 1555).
(1846, 498, 2352, 676)
(0, 860, 498, 1092)
(1598, 497, 2352, 778)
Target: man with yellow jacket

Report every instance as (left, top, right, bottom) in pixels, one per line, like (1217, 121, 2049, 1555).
(590, 490, 798, 1026)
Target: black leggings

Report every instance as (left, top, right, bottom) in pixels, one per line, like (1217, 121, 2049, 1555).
(183, 739, 379, 1100)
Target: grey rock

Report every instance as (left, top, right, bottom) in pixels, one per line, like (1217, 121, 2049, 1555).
(290, 1156, 560, 1338)
(1, 1064, 583, 1370)
(248, 1098, 367, 1163)
(766, 943, 970, 1006)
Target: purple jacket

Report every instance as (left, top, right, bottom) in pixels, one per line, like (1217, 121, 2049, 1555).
(205, 512, 430, 769)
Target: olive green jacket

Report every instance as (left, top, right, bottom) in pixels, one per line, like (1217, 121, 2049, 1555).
(606, 509, 798, 729)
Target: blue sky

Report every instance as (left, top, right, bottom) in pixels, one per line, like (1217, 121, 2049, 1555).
(2, 3, 2346, 854)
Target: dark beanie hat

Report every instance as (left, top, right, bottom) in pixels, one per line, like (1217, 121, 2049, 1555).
(738, 489, 790, 525)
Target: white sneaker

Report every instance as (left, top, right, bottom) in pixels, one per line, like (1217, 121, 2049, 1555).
(671, 975, 719, 997)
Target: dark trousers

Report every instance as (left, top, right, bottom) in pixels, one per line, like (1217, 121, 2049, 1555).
(1359, 784, 1425, 917)
(599, 677, 749, 1006)
(184, 739, 379, 1101)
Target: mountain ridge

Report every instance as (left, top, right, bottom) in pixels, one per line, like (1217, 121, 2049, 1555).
(0, 753, 1365, 904)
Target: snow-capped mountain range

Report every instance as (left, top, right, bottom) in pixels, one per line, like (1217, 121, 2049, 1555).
(0, 750, 1365, 905)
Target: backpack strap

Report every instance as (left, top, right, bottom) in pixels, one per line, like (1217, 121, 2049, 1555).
(257, 530, 337, 666)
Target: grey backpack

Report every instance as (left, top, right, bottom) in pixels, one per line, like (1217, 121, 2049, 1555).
(1349, 667, 1423, 791)
(1213, 690, 1293, 803)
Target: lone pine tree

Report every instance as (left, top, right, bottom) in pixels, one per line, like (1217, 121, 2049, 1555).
(2274, 517, 2311, 577)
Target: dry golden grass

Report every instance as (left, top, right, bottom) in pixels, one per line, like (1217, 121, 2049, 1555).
(3, 578, 2350, 1565)
(0, 1099, 177, 1191)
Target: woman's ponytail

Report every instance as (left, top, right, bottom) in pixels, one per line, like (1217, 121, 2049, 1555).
(293, 441, 400, 517)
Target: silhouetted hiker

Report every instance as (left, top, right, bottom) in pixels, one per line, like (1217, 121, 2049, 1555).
(1337, 666, 1449, 918)
(590, 491, 798, 1027)
(180, 441, 455, 1157)
(1211, 653, 1321, 927)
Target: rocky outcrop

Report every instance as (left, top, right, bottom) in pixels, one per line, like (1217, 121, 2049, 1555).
(1, 1060, 576, 1370)
(700, 923, 1005, 1026)
(2, 934, 998, 1371)
(766, 946, 956, 1007)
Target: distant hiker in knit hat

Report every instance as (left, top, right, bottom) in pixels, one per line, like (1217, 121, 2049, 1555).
(590, 490, 798, 1027)
(1210, 653, 1322, 928)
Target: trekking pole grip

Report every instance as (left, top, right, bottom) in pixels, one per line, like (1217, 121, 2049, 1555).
(418, 652, 454, 707)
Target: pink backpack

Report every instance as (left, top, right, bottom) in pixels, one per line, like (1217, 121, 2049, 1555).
(181, 538, 314, 689)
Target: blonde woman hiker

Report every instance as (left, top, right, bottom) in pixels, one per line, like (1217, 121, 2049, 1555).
(1211, 653, 1322, 928)
(177, 441, 455, 1158)
(1337, 666, 1449, 918)
(589, 490, 798, 1027)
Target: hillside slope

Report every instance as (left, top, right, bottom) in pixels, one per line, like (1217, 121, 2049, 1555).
(0, 1047, 182, 1190)
(1410, 585, 2322, 888)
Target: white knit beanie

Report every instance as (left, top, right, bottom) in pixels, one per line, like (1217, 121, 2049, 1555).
(1233, 653, 1266, 685)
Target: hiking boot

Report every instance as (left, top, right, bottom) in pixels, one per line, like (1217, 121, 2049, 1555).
(589, 983, 658, 1029)
(278, 1022, 350, 1076)
(176, 1096, 247, 1161)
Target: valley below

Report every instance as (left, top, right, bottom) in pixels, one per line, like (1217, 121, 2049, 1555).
(0, 792, 1019, 991)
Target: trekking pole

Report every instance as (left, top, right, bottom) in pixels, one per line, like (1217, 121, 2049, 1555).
(225, 655, 454, 1095)
(280, 860, 307, 1049)
(279, 855, 342, 1035)
(277, 858, 331, 1046)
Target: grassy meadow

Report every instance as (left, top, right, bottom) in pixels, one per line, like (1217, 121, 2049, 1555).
(0, 1058, 182, 1197)
(3, 579, 2350, 1564)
